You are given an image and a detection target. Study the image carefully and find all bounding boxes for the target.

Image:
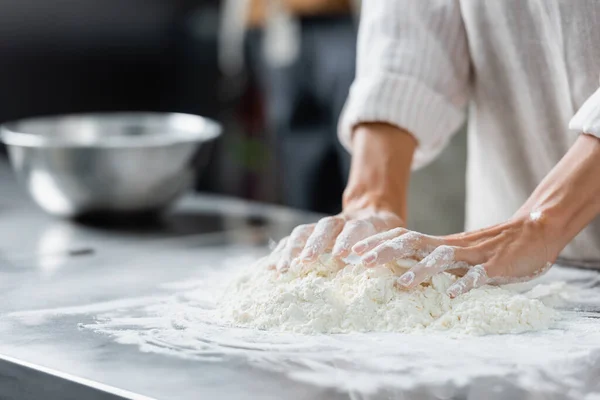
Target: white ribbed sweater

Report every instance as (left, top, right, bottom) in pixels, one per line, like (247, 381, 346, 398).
(340, 1, 600, 268)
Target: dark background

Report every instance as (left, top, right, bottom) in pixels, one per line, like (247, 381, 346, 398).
(0, 0, 466, 234)
(0, 0, 230, 193)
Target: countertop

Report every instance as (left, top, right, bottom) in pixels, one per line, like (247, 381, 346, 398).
(0, 159, 342, 400)
(1, 159, 600, 400)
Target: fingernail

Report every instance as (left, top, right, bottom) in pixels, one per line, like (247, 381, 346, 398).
(398, 271, 415, 287)
(362, 252, 377, 265)
(353, 243, 367, 254)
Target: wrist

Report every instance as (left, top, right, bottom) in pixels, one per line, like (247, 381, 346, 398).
(342, 184, 403, 216)
(511, 208, 567, 262)
(344, 123, 417, 221)
(513, 134, 600, 259)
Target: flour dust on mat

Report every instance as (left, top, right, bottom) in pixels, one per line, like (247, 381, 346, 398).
(215, 254, 557, 335)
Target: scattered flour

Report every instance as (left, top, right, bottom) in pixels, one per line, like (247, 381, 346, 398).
(216, 255, 557, 335)
(7, 253, 598, 399)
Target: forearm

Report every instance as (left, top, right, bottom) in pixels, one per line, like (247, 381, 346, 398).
(247, 0, 351, 27)
(343, 123, 416, 221)
(515, 134, 600, 256)
(283, 0, 351, 15)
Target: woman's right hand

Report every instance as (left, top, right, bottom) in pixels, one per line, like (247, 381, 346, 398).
(268, 208, 403, 272)
(266, 122, 417, 272)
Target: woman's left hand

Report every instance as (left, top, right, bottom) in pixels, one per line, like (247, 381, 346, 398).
(352, 212, 560, 298)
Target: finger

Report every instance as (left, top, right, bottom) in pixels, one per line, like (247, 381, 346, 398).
(397, 245, 469, 288)
(272, 236, 288, 254)
(266, 237, 288, 269)
(447, 265, 489, 299)
(299, 216, 345, 263)
(361, 232, 440, 267)
(332, 218, 379, 259)
(277, 224, 316, 271)
(276, 224, 315, 272)
(291, 253, 346, 275)
(352, 227, 407, 255)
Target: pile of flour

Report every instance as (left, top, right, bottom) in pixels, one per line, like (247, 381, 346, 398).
(216, 255, 557, 335)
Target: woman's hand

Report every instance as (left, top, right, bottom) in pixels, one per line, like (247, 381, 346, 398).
(266, 123, 417, 272)
(268, 209, 403, 272)
(355, 133, 600, 297)
(353, 212, 557, 298)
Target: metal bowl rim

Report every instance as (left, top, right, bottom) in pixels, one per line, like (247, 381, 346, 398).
(0, 112, 222, 148)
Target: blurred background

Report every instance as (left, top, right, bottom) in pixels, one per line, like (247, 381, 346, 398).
(0, 0, 466, 235)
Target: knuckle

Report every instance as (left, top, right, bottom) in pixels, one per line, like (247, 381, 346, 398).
(392, 232, 420, 247)
(420, 245, 463, 270)
(346, 220, 367, 230)
(319, 216, 343, 225)
(291, 224, 311, 236)
(389, 227, 406, 235)
(332, 236, 349, 249)
(431, 245, 455, 259)
(403, 232, 422, 242)
(288, 241, 305, 251)
(318, 216, 334, 224)
(333, 240, 350, 251)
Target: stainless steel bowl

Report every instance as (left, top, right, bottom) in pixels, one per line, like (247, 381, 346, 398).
(1, 112, 221, 217)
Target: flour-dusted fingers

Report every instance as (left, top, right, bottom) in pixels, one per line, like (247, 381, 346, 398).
(446, 265, 490, 298)
(298, 216, 345, 263)
(352, 227, 407, 255)
(397, 245, 469, 288)
(331, 217, 381, 259)
(276, 223, 315, 272)
(272, 236, 288, 254)
(361, 232, 441, 267)
(266, 236, 289, 269)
